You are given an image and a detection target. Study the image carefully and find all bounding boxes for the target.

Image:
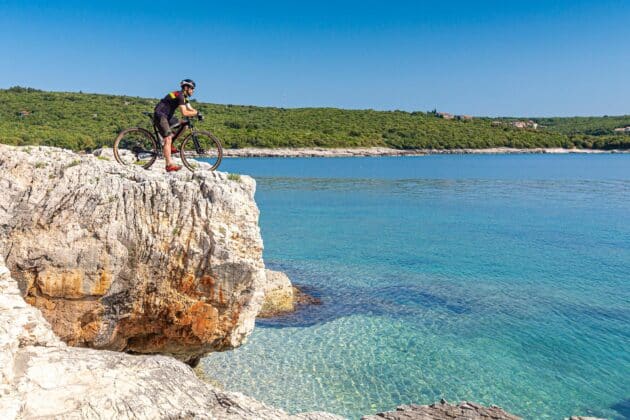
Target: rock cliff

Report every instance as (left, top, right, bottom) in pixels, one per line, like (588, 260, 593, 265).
(0, 145, 265, 364)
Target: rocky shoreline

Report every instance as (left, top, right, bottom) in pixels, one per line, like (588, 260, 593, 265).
(0, 145, 606, 419)
(222, 146, 628, 158)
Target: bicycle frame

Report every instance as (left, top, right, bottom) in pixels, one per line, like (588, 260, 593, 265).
(151, 117, 204, 155)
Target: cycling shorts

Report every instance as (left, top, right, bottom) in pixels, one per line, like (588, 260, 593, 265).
(154, 113, 179, 137)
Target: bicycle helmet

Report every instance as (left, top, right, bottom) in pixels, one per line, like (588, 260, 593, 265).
(180, 79, 196, 89)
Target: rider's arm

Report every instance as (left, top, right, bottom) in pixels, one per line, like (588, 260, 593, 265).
(178, 103, 199, 117)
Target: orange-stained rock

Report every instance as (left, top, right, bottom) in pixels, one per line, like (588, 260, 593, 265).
(35, 268, 112, 298)
(189, 301, 219, 341)
(25, 293, 105, 346)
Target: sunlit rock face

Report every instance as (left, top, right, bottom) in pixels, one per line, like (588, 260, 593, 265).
(0, 145, 266, 364)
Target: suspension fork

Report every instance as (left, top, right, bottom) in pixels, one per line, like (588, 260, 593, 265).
(190, 131, 203, 152)
(184, 119, 203, 152)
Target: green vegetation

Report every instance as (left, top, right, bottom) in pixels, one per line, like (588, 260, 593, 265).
(532, 115, 630, 136)
(1, 86, 628, 151)
(228, 173, 241, 182)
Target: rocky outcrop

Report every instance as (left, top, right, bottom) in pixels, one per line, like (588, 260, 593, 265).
(259, 269, 322, 318)
(1, 255, 344, 419)
(361, 400, 521, 420)
(259, 269, 296, 317)
(0, 145, 265, 364)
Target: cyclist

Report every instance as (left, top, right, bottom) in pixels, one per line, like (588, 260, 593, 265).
(154, 79, 201, 172)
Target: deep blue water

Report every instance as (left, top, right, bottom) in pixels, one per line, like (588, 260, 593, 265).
(202, 154, 630, 420)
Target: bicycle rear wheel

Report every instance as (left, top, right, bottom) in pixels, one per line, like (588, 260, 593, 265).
(180, 130, 223, 172)
(113, 128, 158, 169)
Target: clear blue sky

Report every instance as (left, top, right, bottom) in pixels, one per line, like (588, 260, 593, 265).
(1, 0, 628, 116)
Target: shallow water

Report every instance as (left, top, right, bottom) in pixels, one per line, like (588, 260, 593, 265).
(202, 155, 630, 420)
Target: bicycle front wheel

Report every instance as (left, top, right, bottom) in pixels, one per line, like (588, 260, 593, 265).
(180, 130, 223, 172)
(113, 127, 158, 169)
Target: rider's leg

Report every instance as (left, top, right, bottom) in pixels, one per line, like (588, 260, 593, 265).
(166, 117, 180, 154)
(156, 113, 180, 170)
(164, 135, 174, 166)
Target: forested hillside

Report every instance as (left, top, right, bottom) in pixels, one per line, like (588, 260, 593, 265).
(1, 87, 628, 151)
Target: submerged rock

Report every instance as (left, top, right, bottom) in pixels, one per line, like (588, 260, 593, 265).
(0, 145, 265, 364)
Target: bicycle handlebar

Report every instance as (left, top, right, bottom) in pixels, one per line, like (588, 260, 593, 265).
(182, 114, 204, 127)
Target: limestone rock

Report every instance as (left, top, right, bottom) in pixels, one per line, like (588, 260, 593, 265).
(259, 269, 322, 318)
(361, 400, 521, 420)
(259, 269, 296, 316)
(0, 145, 265, 363)
(1, 255, 346, 419)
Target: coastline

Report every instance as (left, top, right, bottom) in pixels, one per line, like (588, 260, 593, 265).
(222, 147, 629, 158)
(1, 145, 618, 419)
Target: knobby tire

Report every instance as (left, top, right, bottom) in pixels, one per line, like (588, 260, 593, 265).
(113, 127, 158, 169)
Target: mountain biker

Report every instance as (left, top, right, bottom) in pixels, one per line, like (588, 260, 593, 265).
(154, 79, 202, 172)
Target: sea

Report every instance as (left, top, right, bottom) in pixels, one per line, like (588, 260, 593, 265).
(201, 154, 630, 420)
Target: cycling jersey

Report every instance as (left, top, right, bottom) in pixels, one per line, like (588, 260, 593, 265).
(154, 90, 189, 118)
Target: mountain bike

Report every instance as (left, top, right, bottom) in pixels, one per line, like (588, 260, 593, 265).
(113, 112, 222, 171)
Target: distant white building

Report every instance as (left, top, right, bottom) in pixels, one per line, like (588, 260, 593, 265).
(511, 121, 527, 129)
(613, 126, 630, 133)
(436, 112, 454, 120)
(509, 120, 538, 130)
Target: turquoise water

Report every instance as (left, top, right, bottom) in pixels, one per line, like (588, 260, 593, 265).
(202, 155, 630, 420)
